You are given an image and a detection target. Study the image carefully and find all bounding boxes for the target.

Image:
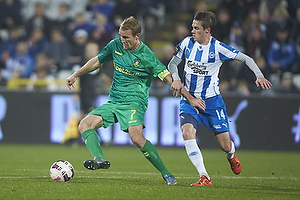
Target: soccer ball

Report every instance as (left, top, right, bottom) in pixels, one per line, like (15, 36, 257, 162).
(50, 160, 74, 182)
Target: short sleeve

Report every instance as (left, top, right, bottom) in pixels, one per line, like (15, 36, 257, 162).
(97, 40, 114, 63)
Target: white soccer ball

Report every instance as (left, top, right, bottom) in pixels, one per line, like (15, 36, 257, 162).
(50, 160, 74, 182)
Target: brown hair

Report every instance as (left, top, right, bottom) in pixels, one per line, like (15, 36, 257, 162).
(120, 16, 141, 36)
(194, 11, 217, 33)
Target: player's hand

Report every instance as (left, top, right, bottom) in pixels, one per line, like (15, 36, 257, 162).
(188, 98, 206, 114)
(66, 75, 77, 90)
(255, 77, 272, 90)
(170, 80, 183, 98)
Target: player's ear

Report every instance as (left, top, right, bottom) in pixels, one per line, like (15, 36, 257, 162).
(135, 33, 141, 39)
(205, 27, 211, 34)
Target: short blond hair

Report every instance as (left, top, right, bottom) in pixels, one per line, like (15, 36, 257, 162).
(120, 16, 141, 36)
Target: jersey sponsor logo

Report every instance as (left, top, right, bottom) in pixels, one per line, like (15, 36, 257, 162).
(114, 50, 123, 55)
(133, 59, 140, 67)
(187, 60, 209, 75)
(114, 63, 141, 77)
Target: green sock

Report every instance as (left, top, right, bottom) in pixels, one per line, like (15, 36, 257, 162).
(81, 129, 105, 159)
(140, 140, 170, 177)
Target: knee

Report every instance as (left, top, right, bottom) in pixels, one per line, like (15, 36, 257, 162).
(78, 120, 87, 134)
(78, 115, 103, 134)
(182, 131, 193, 140)
(181, 124, 196, 140)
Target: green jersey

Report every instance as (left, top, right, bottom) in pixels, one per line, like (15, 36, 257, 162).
(97, 38, 168, 107)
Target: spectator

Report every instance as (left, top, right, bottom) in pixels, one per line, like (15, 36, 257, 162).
(26, 53, 57, 91)
(0, 70, 6, 86)
(67, 29, 88, 69)
(255, 56, 272, 80)
(172, 24, 189, 47)
(151, 43, 174, 93)
(258, 0, 285, 24)
(229, 20, 246, 52)
(293, 33, 300, 74)
(25, 2, 53, 39)
(0, 0, 23, 29)
(45, 28, 70, 72)
(267, 23, 296, 74)
(244, 9, 261, 35)
(52, 3, 73, 39)
(246, 27, 269, 59)
(276, 71, 299, 94)
(214, 7, 231, 44)
(266, 5, 291, 41)
(0, 27, 26, 69)
(186, 0, 208, 31)
(254, 55, 276, 96)
(235, 79, 251, 97)
(78, 41, 100, 120)
(226, 59, 256, 92)
(113, 0, 139, 29)
(3, 40, 35, 81)
(290, 7, 300, 42)
(286, 0, 300, 19)
(90, 0, 115, 21)
(71, 12, 96, 38)
(90, 13, 116, 47)
(217, 0, 259, 22)
(27, 27, 49, 57)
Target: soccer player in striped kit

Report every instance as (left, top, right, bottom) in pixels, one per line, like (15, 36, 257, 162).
(168, 11, 272, 186)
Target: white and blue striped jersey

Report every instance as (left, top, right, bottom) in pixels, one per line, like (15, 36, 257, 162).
(174, 36, 239, 99)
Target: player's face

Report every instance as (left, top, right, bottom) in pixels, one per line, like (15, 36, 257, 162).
(191, 20, 210, 45)
(119, 28, 140, 50)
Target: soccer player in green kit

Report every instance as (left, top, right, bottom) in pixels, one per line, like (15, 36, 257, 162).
(67, 16, 204, 185)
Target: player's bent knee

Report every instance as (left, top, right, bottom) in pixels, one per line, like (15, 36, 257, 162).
(78, 120, 88, 134)
(78, 115, 103, 134)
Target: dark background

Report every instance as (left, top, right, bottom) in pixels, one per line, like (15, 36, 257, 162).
(0, 92, 299, 151)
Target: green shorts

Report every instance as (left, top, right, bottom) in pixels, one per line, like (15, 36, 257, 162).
(89, 101, 147, 132)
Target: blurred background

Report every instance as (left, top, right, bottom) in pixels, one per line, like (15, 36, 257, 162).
(0, 0, 299, 151)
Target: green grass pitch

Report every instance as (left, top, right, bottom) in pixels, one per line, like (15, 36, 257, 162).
(0, 144, 299, 200)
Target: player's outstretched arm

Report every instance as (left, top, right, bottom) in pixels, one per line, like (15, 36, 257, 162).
(235, 52, 272, 90)
(66, 56, 102, 90)
(255, 77, 272, 89)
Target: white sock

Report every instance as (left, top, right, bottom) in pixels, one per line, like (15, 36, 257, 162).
(226, 141, 235, 159)
(184, 139, 210, 179)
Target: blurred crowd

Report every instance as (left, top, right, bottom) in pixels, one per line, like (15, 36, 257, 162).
(0, 0, 299, 96)
(0, 0, 175, 91)
(213, 0, 300, 96)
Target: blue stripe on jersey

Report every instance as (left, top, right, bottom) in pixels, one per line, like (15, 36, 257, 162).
(186, 39, 195, 59)
(195, 48, 203, 62)
(189, 74, 198, 96)
(219, 42, 239, 53)
(219, 52, 232, 61)
(208, 37, 216, 63)
(201, 76, 211, 98)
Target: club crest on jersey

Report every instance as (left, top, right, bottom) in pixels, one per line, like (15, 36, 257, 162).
(209, 52, 215, 59)
(133, 59, 140, 67)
